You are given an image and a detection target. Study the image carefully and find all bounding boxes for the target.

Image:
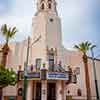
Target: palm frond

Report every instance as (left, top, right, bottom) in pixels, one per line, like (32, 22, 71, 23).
(85, 41, 91, 49)
(74, 45, 80, 50)
(1, 24, 17, 43)
(9, 27, 17, 38)
(1, 24, 7, 35)
(8, 28, 11, 36)
(74, 41, 93, 54)
(78, 42, 85, 52)
(90, 45, 96, 49)
(12, 27, 17, 33)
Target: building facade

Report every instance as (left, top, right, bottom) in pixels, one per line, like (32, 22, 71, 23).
(0, 0, 100, 100)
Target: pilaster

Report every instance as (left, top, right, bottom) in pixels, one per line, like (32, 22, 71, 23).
(41, 80, 47, 100)
(56, 80, 63, 100)
(26, 80, 33, 100)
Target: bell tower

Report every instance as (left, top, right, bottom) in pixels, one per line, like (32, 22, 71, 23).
(36, 0, 58, 15)
(31, 0, 63, 68)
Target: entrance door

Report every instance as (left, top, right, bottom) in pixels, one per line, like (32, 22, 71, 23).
(48, 83, 56, 100)
(36, 82, 41, 100)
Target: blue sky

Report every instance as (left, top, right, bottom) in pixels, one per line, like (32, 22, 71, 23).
(0, 0, 100, 57)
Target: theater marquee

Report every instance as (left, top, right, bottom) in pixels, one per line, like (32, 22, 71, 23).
(18, 71, 69, 81)
(47, 72, 69, 80)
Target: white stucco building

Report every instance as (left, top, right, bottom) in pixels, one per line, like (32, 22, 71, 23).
(0, 0, 100, 100)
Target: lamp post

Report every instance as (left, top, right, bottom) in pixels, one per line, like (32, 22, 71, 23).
(90, 45, 99, 100)
(0, 50, 2, 65)
(23, 35, 41, 100)
(23, 36, 30, 100)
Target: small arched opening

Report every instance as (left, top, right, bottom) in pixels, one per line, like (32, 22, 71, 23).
(41, 3, 44, 10)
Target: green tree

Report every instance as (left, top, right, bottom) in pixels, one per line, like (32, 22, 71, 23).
(0, 65, 16, 100)
(74, 41, 92, 100)
(0, 24, 17, 66)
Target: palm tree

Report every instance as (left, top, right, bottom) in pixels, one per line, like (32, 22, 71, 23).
(0, 65, 16, 100)
(0, 24, 17, 66)
(74, 41, 92, 100)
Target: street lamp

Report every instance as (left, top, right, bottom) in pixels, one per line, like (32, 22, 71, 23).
(23, 35, 41, 100)
(90, 45, 100, 100)
(0, 50, 2, 64)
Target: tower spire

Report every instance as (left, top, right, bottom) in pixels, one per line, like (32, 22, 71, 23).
(36, 0, 58, 15)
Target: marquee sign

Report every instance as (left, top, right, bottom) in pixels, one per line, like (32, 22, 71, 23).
(47, 72, 69, 80)
(27, 72, 40, 80)
(18, 71, 69, 80)
(18, 71, 40, 80)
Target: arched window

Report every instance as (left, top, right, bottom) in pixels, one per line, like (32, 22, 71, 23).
(35, 58, 42, 70)
(48, 48, 54, 71)
(41, 4, 44, 10)
(48, 3, 51, 9)
(77, 89, 82, 96)
(18, 88, 23, 96)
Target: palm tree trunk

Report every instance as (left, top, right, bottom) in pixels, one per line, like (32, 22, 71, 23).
(83, 54, 91, 100)
(1, 43, 9, 66)
(0, 87, 2, 100)
(1, 52, 7, 66)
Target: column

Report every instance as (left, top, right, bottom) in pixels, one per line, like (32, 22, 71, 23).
(62, 81, 64, 100)
(56, 80, 63, 100)
(26, 80, 33, 100)
(33, 81, 36, 100)
(41, 80, 47, 100)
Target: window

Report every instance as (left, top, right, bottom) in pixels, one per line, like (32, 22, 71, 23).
(36, 58, 42, 70)
(48, 3, 51, 9)
(48, 53, 54, 71)
(50, 18, 53, 22)
(41, 4, 44, 10)
(67, 90, 70, 94)
(18, 88, 23, 96)
(77, 89, 82, 96)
